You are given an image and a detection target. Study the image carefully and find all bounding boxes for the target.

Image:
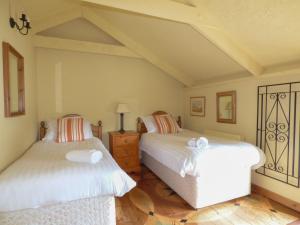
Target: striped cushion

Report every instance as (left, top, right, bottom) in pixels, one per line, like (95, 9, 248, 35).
(57, 117, 84, 143)
(153, 114, 179, 134)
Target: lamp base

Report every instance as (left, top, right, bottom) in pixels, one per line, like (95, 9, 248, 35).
(119, 129, 125, 134)
(119, 113, 125, 134)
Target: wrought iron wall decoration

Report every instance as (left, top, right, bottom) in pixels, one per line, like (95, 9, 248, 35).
(256, 82, 300, 187)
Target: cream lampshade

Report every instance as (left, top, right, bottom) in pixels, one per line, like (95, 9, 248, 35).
(116, 103, 130, 114)
(116, 103, 130, 133)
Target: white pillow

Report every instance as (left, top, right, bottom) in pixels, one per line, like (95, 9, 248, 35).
(140, 116, 158, 133)
(83, 120, 94, 139)
(43, 119, 94, 141)
(43, 120, 56, 141)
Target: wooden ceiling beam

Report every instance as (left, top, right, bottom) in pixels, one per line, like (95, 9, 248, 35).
(262, 61, 300, 77)
(82, 7, 194, 86)
(82, 0, 197, 23)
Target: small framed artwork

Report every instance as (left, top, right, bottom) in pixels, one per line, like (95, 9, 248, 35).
(190, 96, 205, 117)
(216, 91, 236, 124)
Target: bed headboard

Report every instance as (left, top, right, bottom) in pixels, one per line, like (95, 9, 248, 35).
(137, 111, 181, 136)
(39, 114, 103, 140)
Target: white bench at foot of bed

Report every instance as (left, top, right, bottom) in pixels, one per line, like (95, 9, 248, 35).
(0, 195, 115, 225)
(142, 151, 251, 209)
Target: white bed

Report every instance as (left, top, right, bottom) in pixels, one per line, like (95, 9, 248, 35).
(138, 113, 265, 209)
(0, 119, 135, 225)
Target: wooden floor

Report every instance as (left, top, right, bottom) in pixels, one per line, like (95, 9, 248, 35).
(116, 166, 300, 225)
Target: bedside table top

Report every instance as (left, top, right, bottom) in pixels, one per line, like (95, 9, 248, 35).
(109, 131, 139, 136)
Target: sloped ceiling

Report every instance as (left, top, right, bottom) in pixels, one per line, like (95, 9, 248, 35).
(94, 7, 246, 81)
(19, 0, 80, 22)
(21, 0, 300, 86)
(195, 0, 300, 67)
(39, 18, 122, 45)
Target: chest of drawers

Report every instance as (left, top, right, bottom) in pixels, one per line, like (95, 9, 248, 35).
(109, 131, 141, 174)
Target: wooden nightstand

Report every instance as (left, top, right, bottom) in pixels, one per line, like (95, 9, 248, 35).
(109, 131, 141, 180)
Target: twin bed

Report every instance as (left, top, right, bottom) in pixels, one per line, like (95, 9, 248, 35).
(138, 111, 265, 209)
(0, 112, 265, 225)
(0, 115, 135, 225)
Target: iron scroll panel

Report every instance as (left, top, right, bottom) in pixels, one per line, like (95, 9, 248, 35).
(256, 82, 300, 187)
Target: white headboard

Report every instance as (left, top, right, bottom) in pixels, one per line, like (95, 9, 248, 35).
(204, 129, 244, 141)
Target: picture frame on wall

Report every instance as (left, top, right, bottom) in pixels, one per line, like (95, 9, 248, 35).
(190, 96, 205, 117)
(216, 90, 236, 124)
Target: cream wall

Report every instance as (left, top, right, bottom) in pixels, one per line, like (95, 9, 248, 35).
(184, 73, 300, 202)
(36, 48, 184, 146)
(0, 0, 38, 171)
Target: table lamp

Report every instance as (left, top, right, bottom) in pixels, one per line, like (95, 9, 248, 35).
(116, 103, 130, 133)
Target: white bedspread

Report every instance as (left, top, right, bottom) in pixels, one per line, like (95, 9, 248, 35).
(140, 129, 265, 177)
(0, 138, 136, 212)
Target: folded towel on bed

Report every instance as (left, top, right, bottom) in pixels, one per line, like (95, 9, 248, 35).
(66, 150, 103, 164)
(187, 137, 209, 150)
(187, 138, 197, 147)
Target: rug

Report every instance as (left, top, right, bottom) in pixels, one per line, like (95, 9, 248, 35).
(116, 167, 300, 225)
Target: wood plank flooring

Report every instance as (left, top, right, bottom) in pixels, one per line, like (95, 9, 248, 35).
(116, 166, 300, 225)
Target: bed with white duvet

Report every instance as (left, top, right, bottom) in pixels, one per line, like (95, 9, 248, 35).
(0, 137, 135, 225)
(139, 113, 265, 209)
(140, 129, 265, 178)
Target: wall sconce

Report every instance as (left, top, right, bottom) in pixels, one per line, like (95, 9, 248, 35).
(9, 1, 31, 35)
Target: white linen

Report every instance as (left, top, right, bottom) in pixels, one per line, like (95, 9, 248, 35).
(140, 116, 158, 133)
(43, 119, 94, 141)
(140, 129, 265, 177)
(143, 151, 251, 209)
(0, 138, 136, 212)
(65, 149, 103, 164)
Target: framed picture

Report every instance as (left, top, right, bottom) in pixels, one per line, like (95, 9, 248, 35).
(216, 91, 236, 124)
(190, 96, 205, 117)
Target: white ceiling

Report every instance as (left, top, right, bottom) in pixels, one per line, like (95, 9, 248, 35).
(18, 0, 80, 21)
(93, 7, 246, 81)
(20, 0, 300, 85)
(39, 18, 122, 45)
(192, 0, 300, 67)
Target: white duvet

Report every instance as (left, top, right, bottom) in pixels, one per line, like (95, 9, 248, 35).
(140, 129, 265, 177)
(0, 138, 136, 212)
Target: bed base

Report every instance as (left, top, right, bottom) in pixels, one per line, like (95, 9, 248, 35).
(142, 151, 251, 209)
(0, 195, 115, 225)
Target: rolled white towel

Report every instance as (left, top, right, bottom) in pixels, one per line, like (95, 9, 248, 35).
(196, 137, 209, 150)
(187, 137, 209, 150)
(66, 149, 103, 164)
(187, 138, 197, 147)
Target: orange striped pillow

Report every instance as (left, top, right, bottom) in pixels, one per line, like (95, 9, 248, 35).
(56, 117, 85, 143)
(153, 114, 179, 134)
